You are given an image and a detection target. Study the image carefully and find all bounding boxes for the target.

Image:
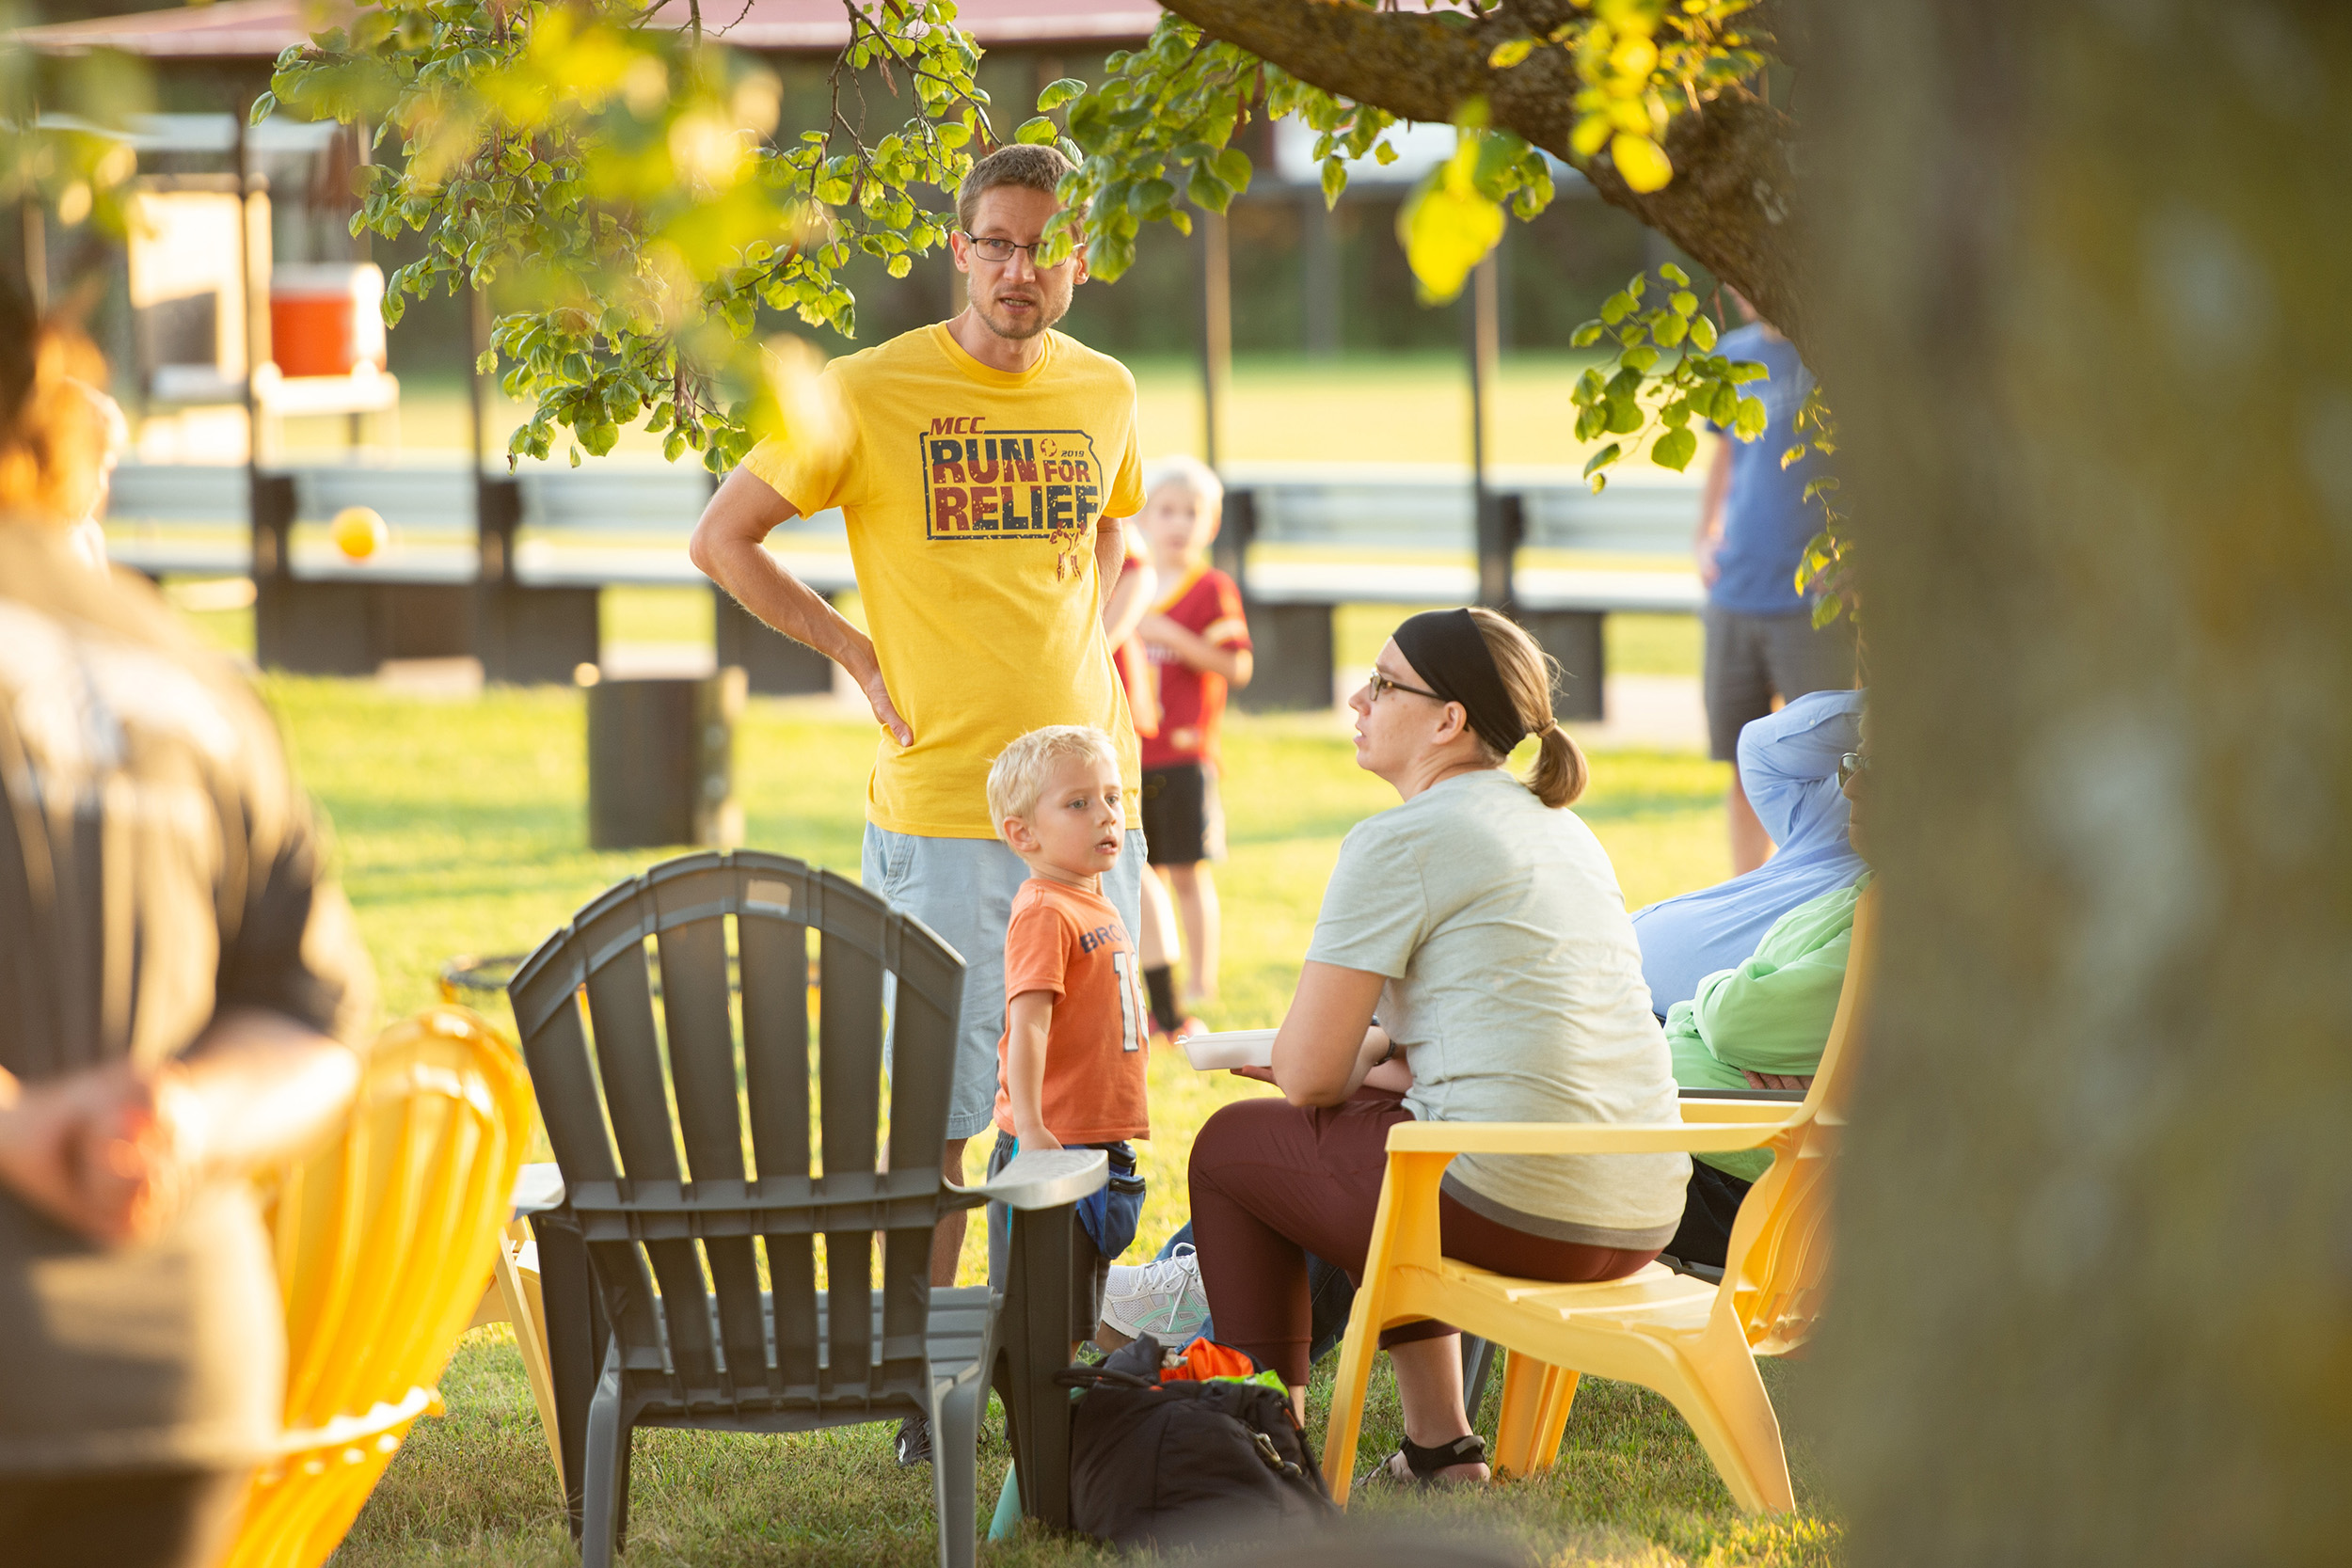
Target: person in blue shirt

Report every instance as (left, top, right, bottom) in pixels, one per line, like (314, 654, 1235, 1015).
(1697, 293, 1858, 873)
(1633, 688, 1866, 1015)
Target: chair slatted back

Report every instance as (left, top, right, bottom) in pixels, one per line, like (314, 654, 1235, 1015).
(1719, 883, 1877, 1355)
(229, 1006, 532, 1568)
(507, 851, 966, 1418)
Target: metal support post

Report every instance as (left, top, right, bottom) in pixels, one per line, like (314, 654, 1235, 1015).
(1467, 252, 1509, 610)
(1198, 206, 1231, 468)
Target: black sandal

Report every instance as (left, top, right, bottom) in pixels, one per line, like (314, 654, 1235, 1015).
(1377, 1432, 1489, 1485)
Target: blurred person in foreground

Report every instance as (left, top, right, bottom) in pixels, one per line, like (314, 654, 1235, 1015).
(0, 287, 373, 1566)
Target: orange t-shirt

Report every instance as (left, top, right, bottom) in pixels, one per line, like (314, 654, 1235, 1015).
(992, 878, 1152, 1143)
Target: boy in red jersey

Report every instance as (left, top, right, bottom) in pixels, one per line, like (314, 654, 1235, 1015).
(1136, 457, 1253, 1025)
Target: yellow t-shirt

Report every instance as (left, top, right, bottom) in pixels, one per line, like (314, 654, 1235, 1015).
(742, 323, 1147, 838)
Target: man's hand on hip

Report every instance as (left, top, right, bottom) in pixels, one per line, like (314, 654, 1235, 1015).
(854, 657, 914, 747)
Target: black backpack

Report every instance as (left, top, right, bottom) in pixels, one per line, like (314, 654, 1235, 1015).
(1056, 1336, 1336, 1550)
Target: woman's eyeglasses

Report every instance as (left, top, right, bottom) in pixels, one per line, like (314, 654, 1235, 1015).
(960, 232, 1065, 266)
(1367, 669, 1443, 704)
(1838, 751, 1869, 787)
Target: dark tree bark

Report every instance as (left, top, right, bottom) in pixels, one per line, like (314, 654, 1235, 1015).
(1158, 0, 1811, 348)
(1807, 1, 2352, 1560)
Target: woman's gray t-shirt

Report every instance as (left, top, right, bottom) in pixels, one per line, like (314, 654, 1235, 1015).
(1306, 768, 1687, 1247)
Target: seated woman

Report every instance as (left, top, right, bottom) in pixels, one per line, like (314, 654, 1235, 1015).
(1663, 744, 1870, 1272)
(1186, 608, 1688, 1486)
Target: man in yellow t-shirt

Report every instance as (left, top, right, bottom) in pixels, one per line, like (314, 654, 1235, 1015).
(689, 145, 1148, 1328)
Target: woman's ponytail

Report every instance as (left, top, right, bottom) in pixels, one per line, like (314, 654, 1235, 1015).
(1527, 721, 1589, 808)
(1468, 606, 1589, 808)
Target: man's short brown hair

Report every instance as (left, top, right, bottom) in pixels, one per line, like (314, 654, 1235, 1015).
(957, 143, 1074, 231)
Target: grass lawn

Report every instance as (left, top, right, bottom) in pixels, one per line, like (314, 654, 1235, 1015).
(248, 674, 1831, 1567)
(278, 354, 1699, 474)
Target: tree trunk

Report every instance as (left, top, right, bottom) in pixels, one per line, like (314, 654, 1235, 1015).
(1808, 2, 2352, 1560)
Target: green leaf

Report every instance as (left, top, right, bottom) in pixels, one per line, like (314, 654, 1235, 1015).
(1321, 156, 1347, 209)
(1670, 290, 1697, 316)
(1582, 441, 1623, 478)
(1604, 396, 1644, 436)
(1397, 164, 1504, 304)
(1599, 291, 1634, 325)
(1212, 147, 1251, 188)
(1654, 314, 1689, 347)
(1689, 313, 1718, 351)
(1623, 344, 1660, 373)
(1186, 165, 1233, 214)
(1488, 38, 1537, 70)
(1569, 320, 1604, 349)
(1036, 76, 1088, 111)
(1734, 394, 1768, 440)
(1653, 427, 1697, 471)
(1015, 116, 1058, 145)
(1659, 261, 1689, 285)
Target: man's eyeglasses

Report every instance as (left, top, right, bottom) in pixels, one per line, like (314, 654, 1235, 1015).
(1838, 751, 1869, 787)
(1367, 669, 1443, 704)
(959, 232, 1066, 266)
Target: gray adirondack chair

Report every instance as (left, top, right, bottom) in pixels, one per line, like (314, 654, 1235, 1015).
(507, 850, 1105, 1568)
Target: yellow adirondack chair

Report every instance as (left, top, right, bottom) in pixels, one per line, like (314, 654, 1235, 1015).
(1321, 887, 1875, 1513)
(220, 1006, 534, 1568)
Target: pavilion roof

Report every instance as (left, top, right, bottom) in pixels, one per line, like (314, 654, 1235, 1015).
(10, 0, 1162, 59)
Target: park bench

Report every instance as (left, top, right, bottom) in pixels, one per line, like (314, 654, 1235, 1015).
(104, 459, 1700, 715)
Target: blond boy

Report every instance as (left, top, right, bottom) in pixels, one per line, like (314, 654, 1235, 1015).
(981, 725, 1151, 1330)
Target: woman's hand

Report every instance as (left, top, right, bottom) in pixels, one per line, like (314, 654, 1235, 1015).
(1741, 1069, 1815, 1092)
(1270, 961, 1389, 1107)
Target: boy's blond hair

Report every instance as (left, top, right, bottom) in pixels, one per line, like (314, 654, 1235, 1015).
(987, 725, 1122, 846)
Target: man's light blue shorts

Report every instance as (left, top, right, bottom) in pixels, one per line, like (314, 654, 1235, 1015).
(862, 823, 1148, 1143)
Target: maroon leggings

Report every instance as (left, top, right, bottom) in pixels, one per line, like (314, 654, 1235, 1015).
(1188, 1088, 1660, 1386)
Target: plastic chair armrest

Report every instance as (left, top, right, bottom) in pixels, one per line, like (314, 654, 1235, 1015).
(1674, 1096, 1802, 1123)
(951, 1148, 1109, 1211)
(1385, 1119, 1789, 1156)
(510, 1161, 565, 1217)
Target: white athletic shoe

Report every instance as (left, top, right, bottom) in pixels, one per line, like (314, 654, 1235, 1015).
(1098, 1243, 1213, 1346)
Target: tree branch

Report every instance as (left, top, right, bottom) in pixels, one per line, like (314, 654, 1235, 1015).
(1157, 0, 1811, 351)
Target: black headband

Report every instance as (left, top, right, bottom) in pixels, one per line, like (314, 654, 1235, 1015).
(1391, 608, 1534, 757)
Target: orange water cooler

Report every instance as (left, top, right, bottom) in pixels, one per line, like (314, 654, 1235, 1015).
(268, 262, 388, 378)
